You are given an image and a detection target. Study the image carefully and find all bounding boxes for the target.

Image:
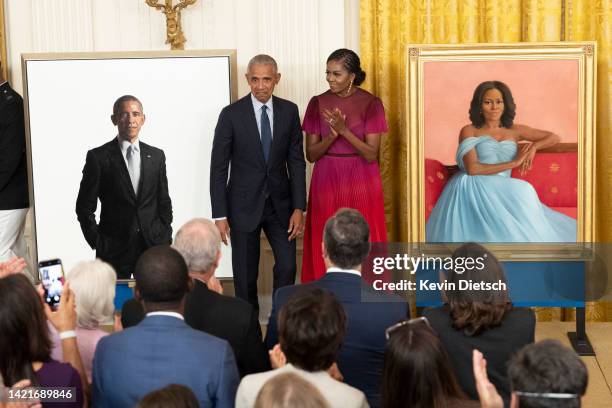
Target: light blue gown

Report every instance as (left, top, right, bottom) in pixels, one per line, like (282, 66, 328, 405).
(426, 136, 576, 242)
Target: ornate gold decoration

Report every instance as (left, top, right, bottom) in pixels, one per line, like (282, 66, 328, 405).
(583, 43, 594, 56)
(408, 48, 419, 58)
(146, 0, 197, 50)
(0, 0, 8, 80)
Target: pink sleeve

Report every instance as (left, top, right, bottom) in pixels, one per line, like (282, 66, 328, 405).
(301, 96, 321, 134)
(364, 97, 388, 134)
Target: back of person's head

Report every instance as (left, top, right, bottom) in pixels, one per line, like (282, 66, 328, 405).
(323, 208, 370, 269)
(382, 319, 467, 408)
(173, 218, 221, 274)
(67, 260, 116, 329)
(136, 384, 199, 408)
(279, 287, 346, 372)
(0, 274, 51, 385)
(508, 340, 587, 408)
(445, 242, 511, 336)
(134, 246, 190, 310)
(254, 372, 330, 408)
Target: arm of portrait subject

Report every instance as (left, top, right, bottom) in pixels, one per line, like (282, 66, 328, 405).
(513, 124, 561, 175)
(460, 128, 532, 176)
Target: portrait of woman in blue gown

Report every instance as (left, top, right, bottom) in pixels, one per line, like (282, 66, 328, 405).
(426, 80, 577, 243)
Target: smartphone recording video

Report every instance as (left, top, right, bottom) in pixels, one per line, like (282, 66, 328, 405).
(39, 259, 65, 310)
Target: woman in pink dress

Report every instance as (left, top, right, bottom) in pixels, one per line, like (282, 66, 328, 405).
(302, 48, 388, 282)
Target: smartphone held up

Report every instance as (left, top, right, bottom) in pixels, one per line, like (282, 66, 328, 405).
(39, 258, 65, 309)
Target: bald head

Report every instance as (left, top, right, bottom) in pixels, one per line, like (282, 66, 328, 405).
(173, 218, 221, 276)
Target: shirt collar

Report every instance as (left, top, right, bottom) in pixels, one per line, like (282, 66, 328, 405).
(146, 311, 184, 320)
(250, 93, 273, 113)
(117, 136, 140, 155)
(326, 267, 361, 276)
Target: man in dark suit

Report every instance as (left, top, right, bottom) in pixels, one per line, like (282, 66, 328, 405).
(265, 208, 409, 408)
(92, 246, 239, 407)
(210, 54, 306, 310)
(0, 67, 29, 267)
(121, 218, 270, 377)
(76, 95, 172, 278)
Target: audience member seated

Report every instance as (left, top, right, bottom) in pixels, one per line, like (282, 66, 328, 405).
(49, 259, 116, 383)
(254, 372, 330, 408)
(136, 384, 199, 408)
(237, 287, 368, 408)
(423, 242, 535, 404)
(121, 218, 270, 377)
(92, 246, 239, 408)
(0, 274, 84, 407)
(265, 208, 408, 407)
(382, 317, 479, 408)
(474, 340, 588, 408)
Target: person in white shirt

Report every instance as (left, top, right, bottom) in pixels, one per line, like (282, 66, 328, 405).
(236, 286, 368, 408)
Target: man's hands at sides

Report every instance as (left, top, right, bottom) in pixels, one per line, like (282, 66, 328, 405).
(215, 219, 231, 245)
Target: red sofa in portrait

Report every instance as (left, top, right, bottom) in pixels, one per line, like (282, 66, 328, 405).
(425, 144, 578, 221)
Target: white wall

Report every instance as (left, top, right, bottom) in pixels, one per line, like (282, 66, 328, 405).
(5, 0, 360, 115)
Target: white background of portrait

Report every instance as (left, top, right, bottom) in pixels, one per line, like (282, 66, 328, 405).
(25, 54, 235, 277)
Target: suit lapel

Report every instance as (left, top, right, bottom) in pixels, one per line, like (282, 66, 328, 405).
(241, 95, 267, 167)
(109, 140, 136, 203)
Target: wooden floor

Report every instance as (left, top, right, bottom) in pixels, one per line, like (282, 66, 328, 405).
(536, 322, 612, 407)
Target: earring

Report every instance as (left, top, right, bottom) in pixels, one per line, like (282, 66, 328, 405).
(345, 79, 353, 96)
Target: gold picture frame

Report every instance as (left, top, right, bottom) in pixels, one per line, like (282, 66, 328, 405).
(0, 0, 8, 80)
(405, 42, 596, 255)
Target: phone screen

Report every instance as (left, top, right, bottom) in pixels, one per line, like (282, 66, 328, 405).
(39, 259, 64, 309)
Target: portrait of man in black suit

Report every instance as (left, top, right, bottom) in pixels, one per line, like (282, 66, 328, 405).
(210, 54, 306, 309)
(76, 95, 173, 278)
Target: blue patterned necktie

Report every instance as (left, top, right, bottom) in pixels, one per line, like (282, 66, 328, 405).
(260, 105, 272, 162)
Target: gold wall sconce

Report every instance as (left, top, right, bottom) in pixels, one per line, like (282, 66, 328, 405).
(146, 0, 197, 50)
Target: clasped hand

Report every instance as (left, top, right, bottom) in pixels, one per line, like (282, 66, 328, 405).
(322, 108, 347, 137)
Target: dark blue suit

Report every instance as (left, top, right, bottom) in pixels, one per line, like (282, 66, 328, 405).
(92, 315, 239, 408)
(265, 272, 409, 408)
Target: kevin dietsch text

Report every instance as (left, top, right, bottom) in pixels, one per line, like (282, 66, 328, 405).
(372, 279, 507, 292)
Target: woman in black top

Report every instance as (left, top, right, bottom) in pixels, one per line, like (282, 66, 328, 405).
(423, 243, 535, 405)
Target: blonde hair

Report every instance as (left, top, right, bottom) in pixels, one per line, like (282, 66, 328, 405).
(254, 373, 330, 408)
(67, 260, 116, 328)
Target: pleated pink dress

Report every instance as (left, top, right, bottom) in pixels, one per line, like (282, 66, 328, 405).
(301, 88, 388, 282)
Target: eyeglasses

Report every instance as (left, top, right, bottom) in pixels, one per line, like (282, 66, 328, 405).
(385, 316, 434, 340)
(514, 391, 580, 399)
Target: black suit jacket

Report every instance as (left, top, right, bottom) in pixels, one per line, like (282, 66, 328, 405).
(423, 306, 535, 405)
(265, 272, 409, 408)
(121, 279, 270, 377)
(0, 82, 29, 210)
(75, 139, 172, 261)
(210, 94, 306, 232)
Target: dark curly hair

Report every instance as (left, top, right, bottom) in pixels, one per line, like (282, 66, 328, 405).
(327, 48, 366, 86)
(508, 340, 587, 408)
(445, 243, 512, 336)
(279, 287, 346, 372)
(469, 81, 516, 128)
